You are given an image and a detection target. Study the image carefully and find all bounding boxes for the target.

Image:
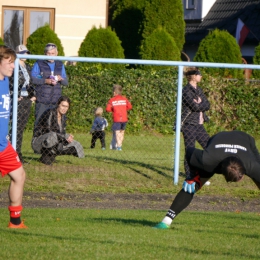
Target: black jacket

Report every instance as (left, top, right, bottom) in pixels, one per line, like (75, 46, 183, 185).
(188, 131, 260, 182)
(33, 108, 67, 140)
(182, 83, 210, 125)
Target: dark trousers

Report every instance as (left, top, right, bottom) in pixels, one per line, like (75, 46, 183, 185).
(91, 131, 106, 148)
(40, 146, 78, 165)
(182, 124, 210, 179)
(9, 98, 32, 161)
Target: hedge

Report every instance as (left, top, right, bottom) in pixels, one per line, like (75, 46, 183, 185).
(25, 65, 260, 137)
(63, 66, 178, 134)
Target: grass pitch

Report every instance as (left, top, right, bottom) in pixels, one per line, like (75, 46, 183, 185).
(0, 208, 260, 260)
(0, 132, 260, 259)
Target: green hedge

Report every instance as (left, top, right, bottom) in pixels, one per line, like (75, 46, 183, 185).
(63, 66, 178, 134)
(253, 44, 260, 78)
(26, 66, 260, 137)
(202, 75, 260, 136)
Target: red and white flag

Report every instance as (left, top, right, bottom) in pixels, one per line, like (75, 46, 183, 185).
(236, 18, 250, 47)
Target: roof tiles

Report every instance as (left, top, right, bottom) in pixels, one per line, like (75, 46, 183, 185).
(185, 0, 260, 44)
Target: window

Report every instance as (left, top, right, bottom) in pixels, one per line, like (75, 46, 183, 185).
(186, 0, 196, 9)
(2, 6, 54, 49)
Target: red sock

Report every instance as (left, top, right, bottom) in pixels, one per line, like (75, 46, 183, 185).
(8, 205, 23, 224)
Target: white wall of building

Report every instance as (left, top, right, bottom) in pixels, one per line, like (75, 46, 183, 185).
(183, 0, 216, 20)
(0, 0, 108, 56)
(201, 0, 216, 19)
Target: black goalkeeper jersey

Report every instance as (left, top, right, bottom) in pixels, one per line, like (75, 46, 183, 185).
(189, 131, 260, 182)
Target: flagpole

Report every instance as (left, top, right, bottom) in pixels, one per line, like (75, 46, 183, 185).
(236, 18, 259, 46)
(248, 29, 260, 42)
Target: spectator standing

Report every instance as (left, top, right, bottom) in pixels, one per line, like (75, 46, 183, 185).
(181, 67, 210, 180)
(90, 107, 108, 150)
(31, 43, 68, 125)
(9, 45, 36, 163)
(106, 85, 132, 151)
(0, 45, 27, 228)
(32, 96, 84, 165)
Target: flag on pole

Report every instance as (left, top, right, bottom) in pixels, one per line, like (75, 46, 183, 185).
(236, 18, 250, 47)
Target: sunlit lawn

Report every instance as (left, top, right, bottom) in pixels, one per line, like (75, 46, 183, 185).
(0, 209, 260, 260)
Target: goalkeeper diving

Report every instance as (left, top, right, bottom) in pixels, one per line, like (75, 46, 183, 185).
(154, 130, 260, 229)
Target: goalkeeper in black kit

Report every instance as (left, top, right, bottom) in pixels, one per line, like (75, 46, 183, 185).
(154, 131, 260, 229)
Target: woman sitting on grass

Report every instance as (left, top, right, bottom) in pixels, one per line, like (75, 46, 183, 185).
(31, 96, 84, 165)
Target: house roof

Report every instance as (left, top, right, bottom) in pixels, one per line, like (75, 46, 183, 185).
(185, 0, 260, 45)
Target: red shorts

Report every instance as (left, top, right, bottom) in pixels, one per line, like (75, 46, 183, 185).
(0, 142, 22, 177)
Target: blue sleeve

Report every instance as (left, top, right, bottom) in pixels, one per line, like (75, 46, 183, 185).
(59, 65, 68, 86)
(31, 62, 40, 78)
(91, 118, 98, 131)
(61, 65, 67, 79)
(31, 62, 46, 85)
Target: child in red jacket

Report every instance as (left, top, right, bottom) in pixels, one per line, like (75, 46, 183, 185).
(106, 85, 132, 151)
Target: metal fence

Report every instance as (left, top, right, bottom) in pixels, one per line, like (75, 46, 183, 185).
(11, 55, 260, 184)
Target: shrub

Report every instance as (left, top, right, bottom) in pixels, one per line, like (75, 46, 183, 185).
(61, 66, 178, 134)
(0, 37, 5, 45)
(252, 44, 260, 78)
(139, 27, 180, 69)
(193, 29, 243, 78)
(25, 65, 260, 137)
(110, 0, 147, 59)
(63, 67, 260, 136)
(78, 26, 125, 69)
(201, 74, 260, 136)
(142, 0, 185, 52)
(26, 25, 65, 56)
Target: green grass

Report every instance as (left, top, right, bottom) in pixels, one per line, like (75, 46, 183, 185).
(1, 132, 260, 259)
(0, 208, 260, 259)
(1, 131, 260, 198)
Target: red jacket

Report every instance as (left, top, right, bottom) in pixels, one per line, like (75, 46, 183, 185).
(106, 95, 132, 122)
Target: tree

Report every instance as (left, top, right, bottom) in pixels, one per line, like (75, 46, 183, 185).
(142, 0, 185, 52)
(26, 25, 65, 56)
(139, 27, 180, 69)
(110, 0, 147, 59)
(0, 37, 4, 45)
(4, 11, 20, 49)
(194, 29, 243, 78)
(78, 26, 125, 69)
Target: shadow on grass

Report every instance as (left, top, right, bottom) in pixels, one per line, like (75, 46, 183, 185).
(23, 154, 174, 180)
(82, 216, 156, 227)
(0, 228, 111, 243)
(194, 228, 260, 239)
(89, 154, 172, 179)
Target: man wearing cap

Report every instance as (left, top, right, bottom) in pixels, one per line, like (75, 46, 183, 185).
(9, 44, 36, 163)
(31, 43, 68, 125)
